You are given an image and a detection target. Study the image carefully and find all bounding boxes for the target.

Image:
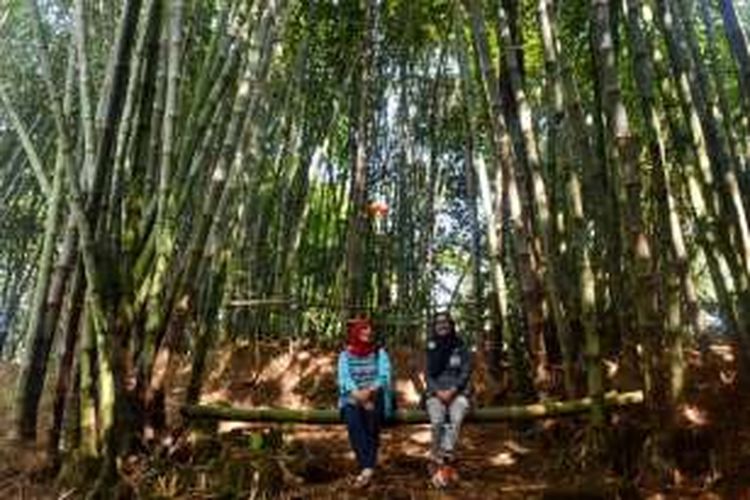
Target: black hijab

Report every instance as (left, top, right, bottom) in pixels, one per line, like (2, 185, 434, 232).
(428, 313, 462, 377)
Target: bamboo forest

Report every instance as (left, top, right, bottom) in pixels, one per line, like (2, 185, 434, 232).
(2, 0, 750, 497)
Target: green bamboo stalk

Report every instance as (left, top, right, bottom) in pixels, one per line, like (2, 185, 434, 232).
(539, 0, 603, 417)
(699, 0, 750, 205)
(144, 29, 168, 199)
(498, 0, 574, 398)
(718, 0, 750, 119)
(666, 0, 750, 280)
(624, 0, 699, 342)
(48, 261, 85, 460)
(281, 103, 341, 299)
(177, 2, 232, 155)
(78, 308, 98, 458)
(592, 0, 659, 399)
(122, 0, 162, 244)
(0, 87, 52, 198)
(12, 37, 80, 442)
(143, 0, 287, 428)
(182, 390, 645, 424)
(655, 0, 750, 348)
(73, 0, 96, 188)
(88, 0, 144, 231)
(462, 4, 509, 333)
(176, 27, 239, 183)
(186, 255, 229, 404)
(14, 145, 66, 441)
(464, 0, 548, 390)
(344, 0, 375, 315)
(147, 0, 183, 342)
(109, 0, 162, 246)
(455, 4, 495, 349)
(175, 96, 233, 216)
(25, 0, 122, 473)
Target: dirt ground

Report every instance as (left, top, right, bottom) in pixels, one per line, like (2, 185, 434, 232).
(2, 341, 750, 498)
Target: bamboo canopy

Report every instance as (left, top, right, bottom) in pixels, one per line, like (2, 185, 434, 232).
(3, 0, 750, 493)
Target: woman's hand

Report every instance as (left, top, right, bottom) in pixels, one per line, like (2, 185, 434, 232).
(436, 388, 457, 404)
(352, 387, 376, 404)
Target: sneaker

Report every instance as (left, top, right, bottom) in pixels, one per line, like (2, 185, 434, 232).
(443, 464, 459, 483)
(431, 464, 459, 489)
(352, 468, 373, 488)
(430, 466, 449, 489)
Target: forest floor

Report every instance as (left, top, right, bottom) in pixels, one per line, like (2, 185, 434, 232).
(1, 340, 750, 498)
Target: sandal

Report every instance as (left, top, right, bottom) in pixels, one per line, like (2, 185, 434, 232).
(352, 468, 374, 488)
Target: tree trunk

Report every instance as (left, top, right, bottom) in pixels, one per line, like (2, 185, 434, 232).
(15, 123, 68, 442)
(498, 0, 574, 397)
(623, 0, 695, 398)
(718, 0, 750, 119)
(344, 0, 375, 315)
(465, 0, 549, 393)
(591, 0, 659, 400)
(48, 262, 85, 461)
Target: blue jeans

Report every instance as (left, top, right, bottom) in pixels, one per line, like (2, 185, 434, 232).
(341, 393, 383, 469)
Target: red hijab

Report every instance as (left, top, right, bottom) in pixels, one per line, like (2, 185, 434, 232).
(346, 317, 376, 357)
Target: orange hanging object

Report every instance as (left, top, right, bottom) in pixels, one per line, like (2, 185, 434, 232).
(367, 200, 389, 218)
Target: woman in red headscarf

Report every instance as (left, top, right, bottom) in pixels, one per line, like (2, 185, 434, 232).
(337, 316, 393, 488)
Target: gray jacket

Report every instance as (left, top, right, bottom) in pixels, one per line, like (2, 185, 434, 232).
(425, 341, 472, 395)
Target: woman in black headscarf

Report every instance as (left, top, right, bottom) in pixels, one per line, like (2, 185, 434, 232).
(424, 311, 472, 487)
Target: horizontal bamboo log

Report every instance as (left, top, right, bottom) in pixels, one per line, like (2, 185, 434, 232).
(182, 390, 643, 425)
(226, 298, 481, 311)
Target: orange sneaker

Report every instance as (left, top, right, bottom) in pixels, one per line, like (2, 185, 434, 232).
(443, 465, 459, 483)
(430, 466, 448, 488)
(430, 465, 459, 488)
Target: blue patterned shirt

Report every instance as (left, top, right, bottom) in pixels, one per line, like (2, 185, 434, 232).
(337, 348, 393, 417)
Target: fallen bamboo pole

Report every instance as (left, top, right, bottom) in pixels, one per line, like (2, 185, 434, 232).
(181, 390, 643, 425)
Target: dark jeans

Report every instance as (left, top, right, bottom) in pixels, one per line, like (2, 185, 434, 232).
(341, 392, 383, 469)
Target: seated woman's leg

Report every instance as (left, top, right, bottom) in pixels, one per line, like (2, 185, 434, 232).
(442, 394, 470, 460)
(361, 391, 384, 469)
(342, 404, 370, 469)
(426, 396, 447, 461)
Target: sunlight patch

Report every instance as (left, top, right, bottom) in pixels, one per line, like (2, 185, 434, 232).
(720, 369, 737, 385)
(680, 404, 709, 427)
(408, 428, 431, 444)
(218, 421, 253, 434)
(489, 451, 516, 466)
(502, 439, 531, 455)
(201, 388, 229, 403)
(398, 443, 427, 456)
(709, 344, 735, 363)
(395, 379, 421, 405)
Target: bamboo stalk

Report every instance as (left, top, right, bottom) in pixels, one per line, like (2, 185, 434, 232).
(456, 3, 508, 351)
(0, 87, 52, 198)
(718, 0, 750, 119)
(73, 0, 96, 188)
(344, 0, 375, 315)
(592, 0, 659, 415)
(12, 43, 75, 440)
(498, 0, 573, 398)
(182, 390, 644, 424)
(464, 0, 548, 389)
